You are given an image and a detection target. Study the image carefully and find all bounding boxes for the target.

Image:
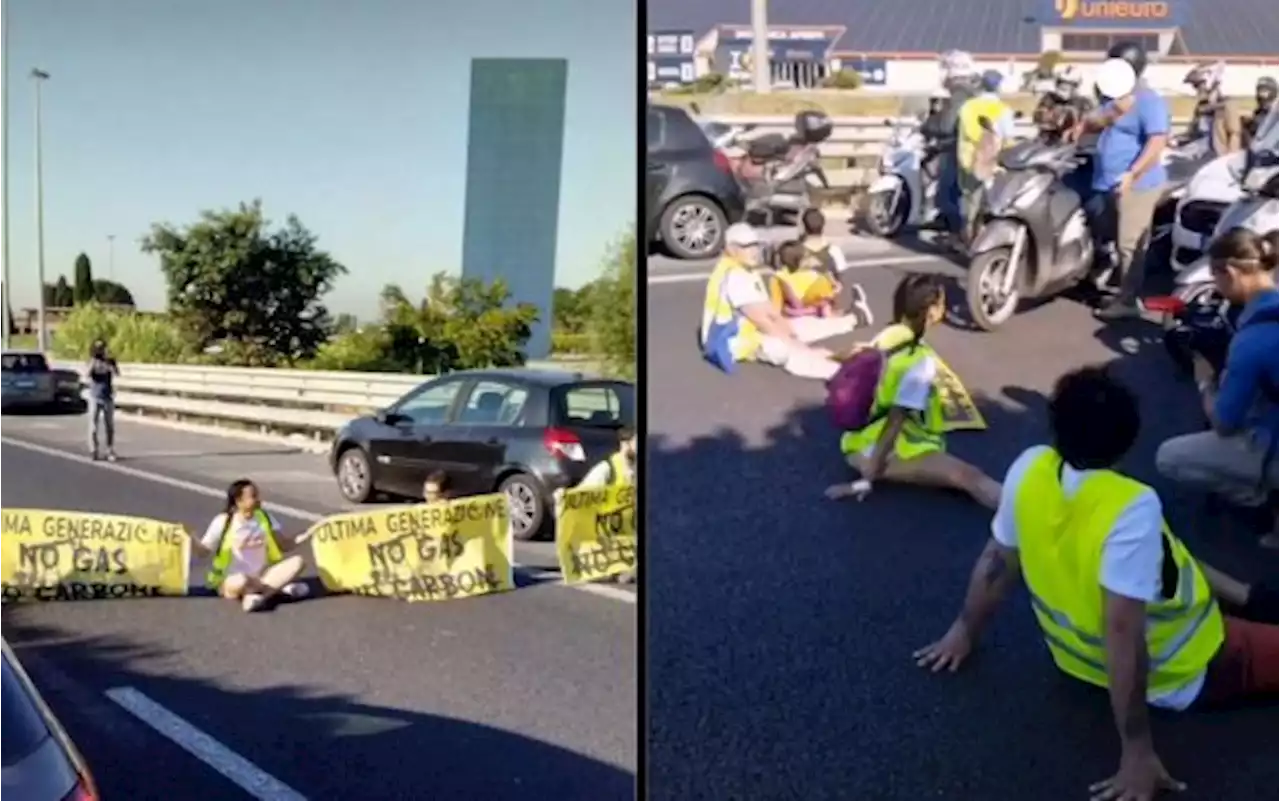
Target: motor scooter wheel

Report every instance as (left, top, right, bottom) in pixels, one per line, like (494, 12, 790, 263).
(966, 247, 1022, 331)
(862, 180, 910, 237)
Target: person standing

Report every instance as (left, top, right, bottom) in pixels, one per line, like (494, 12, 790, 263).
(86, 339, 120, 462)
(956, 70, 1015, 246)
(1079, 44, 1171, 322)
(922, 51, 980, 241)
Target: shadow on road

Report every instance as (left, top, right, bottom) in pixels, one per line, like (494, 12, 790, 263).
(646, 375, 1276, 800)
(3, 612, 635, 801)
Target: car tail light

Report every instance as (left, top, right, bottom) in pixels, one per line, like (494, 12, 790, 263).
(543, 427, 586, 462)
(712, 149, 733, 175)
(63, 774, 99, 801)
(1143, 296, 1187, 316)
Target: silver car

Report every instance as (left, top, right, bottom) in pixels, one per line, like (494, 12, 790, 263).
(2, 640, 99, 801)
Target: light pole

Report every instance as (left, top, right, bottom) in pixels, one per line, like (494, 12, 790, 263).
(1, 19, 10, 347)
(750, 0, 770, 94)
(107, 234, 115, 280)
(32, 68, 50, 352)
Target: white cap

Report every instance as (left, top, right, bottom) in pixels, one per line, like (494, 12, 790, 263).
(724, 222, 760, 248)
(1095, 58, 1137, 100)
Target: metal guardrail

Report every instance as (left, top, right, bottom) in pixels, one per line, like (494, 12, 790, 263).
(53, 359, 597, 440)
(711, 114, 1193, 196)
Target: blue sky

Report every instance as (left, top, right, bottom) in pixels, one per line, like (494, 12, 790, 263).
(4, 0, 636, 319)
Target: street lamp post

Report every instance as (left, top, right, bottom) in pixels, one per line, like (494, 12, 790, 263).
(107, 234, 115, 280)
(32, 68, 50, 352)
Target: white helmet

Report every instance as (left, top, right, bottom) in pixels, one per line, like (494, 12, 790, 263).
(1184, 61, 1225, 92)
(939, 50, 977, 81)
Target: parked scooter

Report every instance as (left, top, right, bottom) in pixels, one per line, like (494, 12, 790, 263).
(728, 110, 833, 227)
(964, 139, 1098, 330)
(863, 118, 944, 237)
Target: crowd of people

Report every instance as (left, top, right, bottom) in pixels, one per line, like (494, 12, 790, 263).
(697, 42, 1278, 801)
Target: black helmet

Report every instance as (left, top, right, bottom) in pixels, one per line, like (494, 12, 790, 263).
(1106, 41, 1147, 78)
(1258, 77, 1278, 101)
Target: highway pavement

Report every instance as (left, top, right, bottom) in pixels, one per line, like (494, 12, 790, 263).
(0, 419, 635, 800)
(646, 235, 1277, 800)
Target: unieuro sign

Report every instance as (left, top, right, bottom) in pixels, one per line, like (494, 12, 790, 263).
(1055, 0, 1171, 20)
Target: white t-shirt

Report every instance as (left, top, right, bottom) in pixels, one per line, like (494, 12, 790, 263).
(201, 511, 283, 578)
(852, 355, 938, 456)
(581, 456, 635, 488)
(992, 445, 1205, 710)
(722, 267, 770, 310)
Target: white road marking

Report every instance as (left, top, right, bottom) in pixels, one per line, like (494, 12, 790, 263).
(0, 435, 636, 604)
(646, 253, 940, 285)
(105, 686, 310, 801)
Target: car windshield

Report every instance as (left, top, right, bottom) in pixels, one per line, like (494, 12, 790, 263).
(554, 382, 634, 429)
(1, 354, 50, 373)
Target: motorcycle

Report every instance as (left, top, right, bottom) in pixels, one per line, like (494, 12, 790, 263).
(863, 118, 944, 237)
(1145, 135, 1216, 271)
(701, 120, 758, 150)
(727, 110, 833, 227)
(964, 139, 1099, 330)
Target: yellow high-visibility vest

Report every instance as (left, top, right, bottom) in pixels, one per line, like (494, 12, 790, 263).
(701, 256, 763, 363)
(1012, 448, 1224, 695)
(206, 508, 283, 589)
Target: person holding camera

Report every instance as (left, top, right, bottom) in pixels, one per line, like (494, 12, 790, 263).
(1156, 228, 1279, 545)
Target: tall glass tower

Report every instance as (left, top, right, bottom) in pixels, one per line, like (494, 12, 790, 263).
(461, 58, 569, 360)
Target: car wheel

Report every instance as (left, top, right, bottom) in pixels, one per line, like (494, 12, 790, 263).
(336, 447, 375, 503)
(500, 473, 549, 542)
(660, 195, 727, 260)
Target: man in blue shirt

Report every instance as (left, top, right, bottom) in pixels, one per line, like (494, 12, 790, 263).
(1156, 228, 1279, 544)
(1075, 43, 1172, 321)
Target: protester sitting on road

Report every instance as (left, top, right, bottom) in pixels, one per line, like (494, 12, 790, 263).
(196, 479, 312, 612)
(579, 426, 637, 488)
(915, 366, 1276, 801)
(86, 339, 120, 462)
(798, 209, 874, 325)
(423, 469, 454, 503)
(825, 273, 1001, 509)
(1156, 228, 1279, 546)
(770, 240, 841, 318)
(700, 222, 860, 381)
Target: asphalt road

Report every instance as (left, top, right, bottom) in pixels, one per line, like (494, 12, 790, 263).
(1, 418, 635, 800)
(646, 236, 1277, 801)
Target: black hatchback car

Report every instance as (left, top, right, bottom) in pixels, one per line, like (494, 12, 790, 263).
(330, 368, 634, 541)
(646, 103, 746, 260)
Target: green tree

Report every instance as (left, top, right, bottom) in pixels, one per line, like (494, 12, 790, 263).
(44, 276, 75, 308)
(333, 312, 359, 334)
(73, 253, 95, 305)
(585, 232, 636, 379)
(92, 279, 136, 306)
(141, 200, 346, 365)
(553, 286, 586, 333)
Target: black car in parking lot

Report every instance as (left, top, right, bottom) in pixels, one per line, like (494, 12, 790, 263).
(646, 103, 746, 260)
(330, 368, 634, 541)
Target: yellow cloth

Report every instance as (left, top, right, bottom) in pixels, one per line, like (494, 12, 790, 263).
(701, 255, 762, 362)
(958, 94, 1011, 172)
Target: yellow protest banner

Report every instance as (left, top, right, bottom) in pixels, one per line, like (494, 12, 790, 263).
(556, 484, 637, 584)
(307, 493, 514, 602)
(1, 510, 191, 602)
(869, 324, 987, 432)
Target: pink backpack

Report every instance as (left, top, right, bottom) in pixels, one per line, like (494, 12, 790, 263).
(826, 341, 913, 431)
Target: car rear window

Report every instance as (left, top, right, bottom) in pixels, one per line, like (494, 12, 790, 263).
(2, 354, 49, 373)
(2, 656, 52, 768)
(554, 382, 634, 429)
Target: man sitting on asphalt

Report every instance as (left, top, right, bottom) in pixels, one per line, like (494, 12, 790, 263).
(1156, 228, 1279, 547)
(915, 365, 1276, 801)
(700, 223, 861, 381)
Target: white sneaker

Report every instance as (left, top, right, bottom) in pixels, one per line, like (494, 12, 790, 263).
(241, 593, 266, 612)
(848, 284, 874, 329)
(280, 582, 310, 600)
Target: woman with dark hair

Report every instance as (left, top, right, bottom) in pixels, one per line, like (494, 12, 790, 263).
(826, 273, 1000, 508)
(194, 479, 312, 612)
(86, 339, 119, 461)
